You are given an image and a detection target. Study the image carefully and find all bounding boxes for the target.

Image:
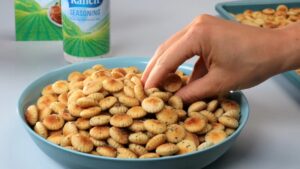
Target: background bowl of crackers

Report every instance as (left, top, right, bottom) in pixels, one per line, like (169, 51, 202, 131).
(215, 0, 300, 88)
(18, 57, 249, 169)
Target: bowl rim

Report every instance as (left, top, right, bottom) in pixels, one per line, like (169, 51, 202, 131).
(18, 56, 249, 162)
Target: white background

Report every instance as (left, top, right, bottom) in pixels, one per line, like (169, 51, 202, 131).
(0, 0, 300, 169)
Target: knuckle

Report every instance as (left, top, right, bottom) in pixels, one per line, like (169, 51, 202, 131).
(207, 76, 224, 96)
(155, 57, 165, 68)
(156, 43, 167, 55)
(155, 58, 174, 73)
(193, 14, 211, 26)
(156, 58, 168, 70)
(189, 15, 212, 37)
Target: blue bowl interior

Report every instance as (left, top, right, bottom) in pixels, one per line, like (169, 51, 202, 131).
(215, 0, 300, 20)
(18, 57, 249, 168)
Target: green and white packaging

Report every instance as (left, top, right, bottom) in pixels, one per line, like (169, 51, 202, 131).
(62, 0, 110, 62)
(15, 0, 63, 41)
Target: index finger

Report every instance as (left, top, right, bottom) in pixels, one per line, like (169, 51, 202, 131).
(142, 23, 192, 84)
(144, 33, 198, 89)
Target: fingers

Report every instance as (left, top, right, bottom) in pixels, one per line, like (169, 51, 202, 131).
(144, 33, 197, 89)
(175, 70, 222, 103)
(142, 24, 192, 85)
(188, 56, 208, 83)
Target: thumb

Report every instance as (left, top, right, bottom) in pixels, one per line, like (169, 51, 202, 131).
(176, 71, 222, 103)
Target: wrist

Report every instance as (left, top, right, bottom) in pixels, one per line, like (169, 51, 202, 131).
(277, 23, 300, 72)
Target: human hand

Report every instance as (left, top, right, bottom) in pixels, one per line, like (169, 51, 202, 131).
(142, 15, 298, 103)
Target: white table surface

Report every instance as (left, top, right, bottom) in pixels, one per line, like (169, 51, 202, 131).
(1, 0, 300, 169)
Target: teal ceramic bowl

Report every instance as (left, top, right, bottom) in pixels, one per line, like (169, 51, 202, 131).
(18, 57, 249, 169)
